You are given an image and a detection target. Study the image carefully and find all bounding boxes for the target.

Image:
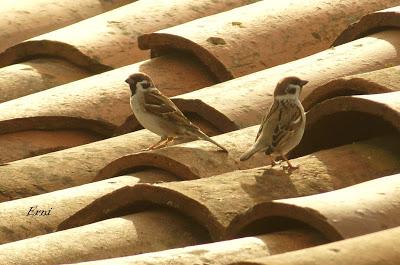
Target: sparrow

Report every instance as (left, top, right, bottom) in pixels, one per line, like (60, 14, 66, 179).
(240, 76, 308, 169)
(125, 72, 228, 152)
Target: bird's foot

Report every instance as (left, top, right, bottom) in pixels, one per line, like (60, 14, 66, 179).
(141, 146, 154, 151)
(281, 163, 299, 171)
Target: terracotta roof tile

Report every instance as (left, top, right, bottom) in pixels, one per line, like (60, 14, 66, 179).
(303, 66, 400, 110)
(59, 135, 400, 240)
(1, 160, 398, 264)
(0, 0, 255, 103)
(0, 3, 400, 265)
(175, 30, 400, 129)
(0, 209, 209, 265)
(0, 54, 216, 162)
(333, 6, 400, 46)
(139, 0, 400, 81)
(0, 0, 135, 53)
(71, 229, 327, 265)
(0, 27, 398, 163)
(296, 91, 400, 156)
(232, 226, 400, 265)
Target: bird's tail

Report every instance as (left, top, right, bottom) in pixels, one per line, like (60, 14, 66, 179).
(196, 130, 228, 152)
(240, 146, 259, 161)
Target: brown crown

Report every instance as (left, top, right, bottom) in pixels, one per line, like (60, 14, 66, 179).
(125, 72, 152, 85)
(274, 76, 308, 96)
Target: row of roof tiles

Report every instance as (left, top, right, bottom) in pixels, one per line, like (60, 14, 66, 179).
(0, 0, 136, 53)
(0, 0, 398, 104)
(0, 17, 399, 165)
(1, 171, 399, 263)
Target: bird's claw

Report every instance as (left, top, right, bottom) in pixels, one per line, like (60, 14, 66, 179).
(281, 163, 299, 171)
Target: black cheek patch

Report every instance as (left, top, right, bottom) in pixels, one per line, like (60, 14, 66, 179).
(287, 87, 296, 94)
(142, 82, 150, 89)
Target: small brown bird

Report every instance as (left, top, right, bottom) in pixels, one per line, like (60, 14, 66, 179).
(126, 72, 228, 152)
(240, 76, 308, 169)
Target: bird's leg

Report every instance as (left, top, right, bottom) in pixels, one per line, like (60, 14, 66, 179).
(269, 155, 277, 167)
(156, 137, 175, 148)
(281, 154, 299, 170)
(143, 137, 169, 151)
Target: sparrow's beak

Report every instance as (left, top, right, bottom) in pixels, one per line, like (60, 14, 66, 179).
(300, 80, 309, 86)
(125, 79, 137, 95)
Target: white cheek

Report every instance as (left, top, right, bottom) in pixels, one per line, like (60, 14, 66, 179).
(136, 83, 143, 90)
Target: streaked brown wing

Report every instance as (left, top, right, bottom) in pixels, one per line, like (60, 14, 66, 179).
(144, 89, 197, 130)
(144, 89, 179, 114)
(255, 100, 280, 141)
(271, 103, 303, 148)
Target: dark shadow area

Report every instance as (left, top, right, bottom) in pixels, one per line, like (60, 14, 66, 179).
(237, 215, 328, 242)
(291, 111, 398, 158)
(357, 26, 400, 43)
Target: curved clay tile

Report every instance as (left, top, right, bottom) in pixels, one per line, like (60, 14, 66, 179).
(0, 209, 210, 265)
(229, 174, 400, 241)
(2, 147, 399, 265)
(0, 58, 92, 103)
(0, 54, 217, 163)
(173, 31, 400, 129)
(94, 125, 266, 182)
(0, 1, 398, 106)
(0, 0, 255, 103)
(0, 0, 255, 71)
(1, 34, 400, 199)
(0, 170, 177, 244)
(0, 1, 255, 108)
(0, 29, 399, 163)
(295, 92, 400, 156)
(333, 6, 400, 46)
(303, 66, 400, 110)
(0, 125, 264, 202)
(59, 135, 400, 238)
(139, 0, 400, 81)
(231, 227, 400, 265)
(0, 0, 135, 53)
(68, 229, 327, 265)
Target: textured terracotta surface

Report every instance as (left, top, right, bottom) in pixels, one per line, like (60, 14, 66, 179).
(0, 0, 135, 53)
(0, 0, 254, 105)
(334, 6, 400, 46)
(0, 58, 92, 103)
(233, 227, 400, 265)
(0, 30, 399, 163)
(59, 136, 400, 239)
(71, 229, 327, 265)
(94, 125, 265, 182)
(0, 53, 216, 163)
(230, 174, 400, 241)
(0, 169, 177, 244)
(0, 129, 104, 164)
(0, 209, 209, 265)
(0, 126, 263, 202)
(0, 0, 255, 71)
(173, 30, 400, 130)
(0, 35, 400, 201)
(139, 0, 400, 81)
(295, 92, 400, 156)
(303, 66, 400, 110)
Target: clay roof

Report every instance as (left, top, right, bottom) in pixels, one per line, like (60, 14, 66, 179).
(0, 1, 400, 265)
